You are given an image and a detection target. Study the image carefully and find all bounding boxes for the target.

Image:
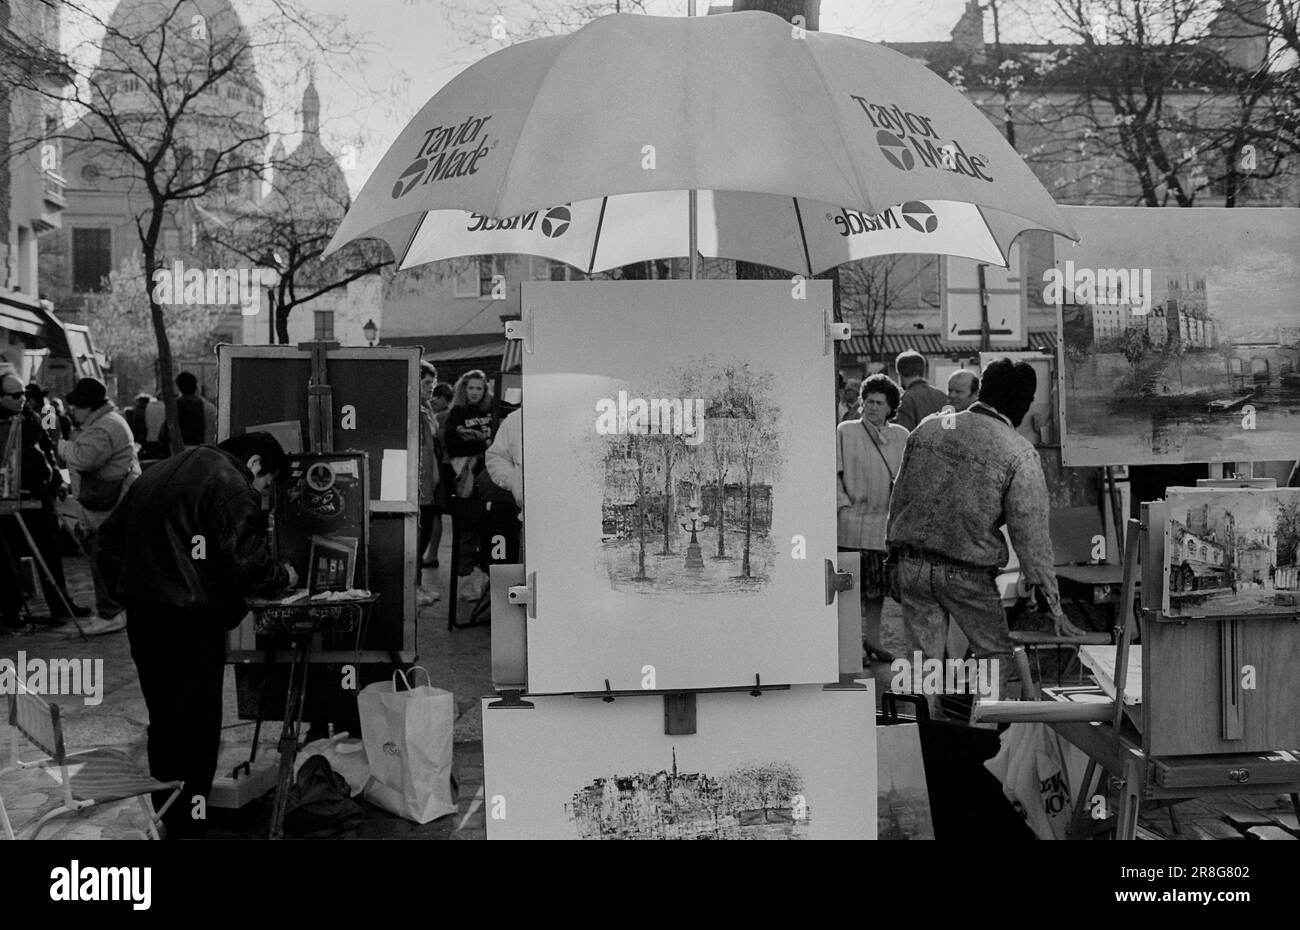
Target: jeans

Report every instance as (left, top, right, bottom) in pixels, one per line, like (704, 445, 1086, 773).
(896, 551, 1017, 699)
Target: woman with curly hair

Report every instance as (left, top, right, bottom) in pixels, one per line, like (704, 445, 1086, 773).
(443, 370, 493, 592)
(837, 373, 908, 664)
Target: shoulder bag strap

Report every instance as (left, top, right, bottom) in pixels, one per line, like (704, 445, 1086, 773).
(860, 420, 897, 485)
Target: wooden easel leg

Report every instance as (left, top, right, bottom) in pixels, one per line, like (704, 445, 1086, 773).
(1114, 758, 1143, 841)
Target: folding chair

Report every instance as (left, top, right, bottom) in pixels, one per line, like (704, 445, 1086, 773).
(1, 674, 182, 840)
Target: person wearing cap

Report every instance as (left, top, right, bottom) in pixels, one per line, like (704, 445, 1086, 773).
(0, 372, 90, 626)
(59, 377, 140, 632)
(97, 432, 297, 839)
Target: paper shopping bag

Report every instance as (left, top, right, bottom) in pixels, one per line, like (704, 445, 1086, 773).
(358, 667, 457, 823)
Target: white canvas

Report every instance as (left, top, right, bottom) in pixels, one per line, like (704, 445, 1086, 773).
(1163, 488, 1300, 619)
(521, 281, 840, 693)
(1055, 207, 1300, 466)
(482, 686, 876, 840)
(942, 245, 1024, 346)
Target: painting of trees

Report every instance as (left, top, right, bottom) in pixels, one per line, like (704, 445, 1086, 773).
(1277, 497, 1300, 569)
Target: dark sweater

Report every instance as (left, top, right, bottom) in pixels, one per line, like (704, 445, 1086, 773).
(443, 404, 492, 457)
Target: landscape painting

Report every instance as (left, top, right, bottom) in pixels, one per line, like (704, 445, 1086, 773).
(1056, 208, 1300, 466)
(1163, 488, 1300, 619)
(601, 360, 781, 595)
(482, 687, 875, 840)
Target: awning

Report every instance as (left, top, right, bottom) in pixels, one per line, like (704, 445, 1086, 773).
(840, 329, 1058, 357)
(0, 297, 47, 337)
(420, 342, 505, 364)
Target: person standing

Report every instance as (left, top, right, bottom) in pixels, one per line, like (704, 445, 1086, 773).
(837, 374, 908, 664)
(416, 362, 443, 606)
(946, 369, 980, 412)
(0, 373, 89, 626)
(886, 358, 1084, 703)
(444, 370, 493, 595)
(894, 350, 949, 431)
(175, 371, 218, 448)
(97, 433, 297, 839)
(58, 377, 139, 633)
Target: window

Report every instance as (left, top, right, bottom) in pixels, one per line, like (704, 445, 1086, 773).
(478, 255, 507, 297)
(314, 311, 335, 340)
(550, 261, 582, 282)
(451, 257, 478, 297)
(72, 228, 112, 293)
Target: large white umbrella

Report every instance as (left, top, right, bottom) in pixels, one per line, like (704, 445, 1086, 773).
(323, 11, 1076, 264)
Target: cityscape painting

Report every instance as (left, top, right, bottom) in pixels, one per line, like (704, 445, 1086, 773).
(1163, 488, 1300, 619)
(1056, 208, 1300, 466)
(567, 753, 810, 840)
(600, 360, 781, 595)
(482, 688, 875, 840)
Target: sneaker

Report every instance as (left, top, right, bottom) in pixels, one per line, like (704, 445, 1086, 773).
(66, 613, 127, 637)
(417, 587, 441, 606)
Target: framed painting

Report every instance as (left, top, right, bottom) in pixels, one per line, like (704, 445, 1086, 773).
(520, 280, 840, 693)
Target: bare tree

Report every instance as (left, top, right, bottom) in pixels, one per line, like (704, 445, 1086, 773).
(838, 254, 938, 362)
(2, 1, 383, 450)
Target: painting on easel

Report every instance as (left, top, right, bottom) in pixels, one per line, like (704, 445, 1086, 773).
(1055, 208, 1300, 466)
(1163, 488, 1300, 618)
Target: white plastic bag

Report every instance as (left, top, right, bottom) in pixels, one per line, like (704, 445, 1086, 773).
(295, 733, 370, 798)
(358, 667, 457, 823)
(983, 722, 1073, 840)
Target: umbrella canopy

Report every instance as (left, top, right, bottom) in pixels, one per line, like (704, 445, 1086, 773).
(324, 11, 1076, 261)
(388, 192, 1036, 275)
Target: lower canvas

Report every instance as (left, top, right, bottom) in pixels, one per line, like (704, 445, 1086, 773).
(482, 685, 876, 840)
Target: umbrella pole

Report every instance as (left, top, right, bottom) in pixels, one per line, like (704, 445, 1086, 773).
(688, 0, 697, 282)
(689, 189, 698, 280)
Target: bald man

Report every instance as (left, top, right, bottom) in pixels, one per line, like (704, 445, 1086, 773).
(947, 370, 980, 412)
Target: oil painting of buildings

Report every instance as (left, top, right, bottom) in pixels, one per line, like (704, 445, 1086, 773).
(1164, 489, 1300, 619)
(1057, 208, 1300, 466)
(567, 751, 810, 840)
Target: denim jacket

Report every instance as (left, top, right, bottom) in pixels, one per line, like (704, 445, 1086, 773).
(886, 403, 1059, 603)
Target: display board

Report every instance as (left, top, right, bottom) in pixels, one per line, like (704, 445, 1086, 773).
(1163, 488, 1300, 620)
(520, 281, 840, 693)
(942, 245, 1025, 347)
(1055, 207, 1300, 465)
(218, 344, 419, 665)
(482, 685, 875, 840)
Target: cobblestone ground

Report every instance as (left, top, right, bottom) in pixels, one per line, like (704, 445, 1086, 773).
(1, 539, 1294, 840)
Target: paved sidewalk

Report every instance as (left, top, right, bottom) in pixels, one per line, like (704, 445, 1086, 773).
(2, 541, 1295, 840)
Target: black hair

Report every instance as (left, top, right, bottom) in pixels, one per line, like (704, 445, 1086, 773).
(860, 373, 902, 416)
(432, 382, 453, 401)
(218, 431, 289, 478)
(176, 371, 198, 394)
(895, 350, 927, 380)
(978, 358, 1037, 428)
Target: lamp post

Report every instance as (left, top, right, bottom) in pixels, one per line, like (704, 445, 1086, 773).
(256, 250, 284, 345)
(363, 319, 378, 347)
(680, 501, 708, 570)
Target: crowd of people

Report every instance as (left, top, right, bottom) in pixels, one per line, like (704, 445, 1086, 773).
(0, 370, 222, 633)
(836, 351, 1083, 700)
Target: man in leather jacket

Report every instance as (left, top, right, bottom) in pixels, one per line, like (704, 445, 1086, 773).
(98, 432, 297, 838)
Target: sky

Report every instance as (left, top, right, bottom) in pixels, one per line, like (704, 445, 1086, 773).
(61, 0, 994, 196)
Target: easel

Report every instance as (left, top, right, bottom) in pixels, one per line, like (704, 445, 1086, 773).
(0, 419, 84, 637)
(976, 498, 1300, 839)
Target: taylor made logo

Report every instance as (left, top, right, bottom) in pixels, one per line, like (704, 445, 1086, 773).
(826, 201, 937, 237)
(850, 96, 994, 182)
(466, 204, 571, 238)
(392, 113, 495, 198)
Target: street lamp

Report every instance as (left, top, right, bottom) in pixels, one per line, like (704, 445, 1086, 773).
(363, 319, 378, 347)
